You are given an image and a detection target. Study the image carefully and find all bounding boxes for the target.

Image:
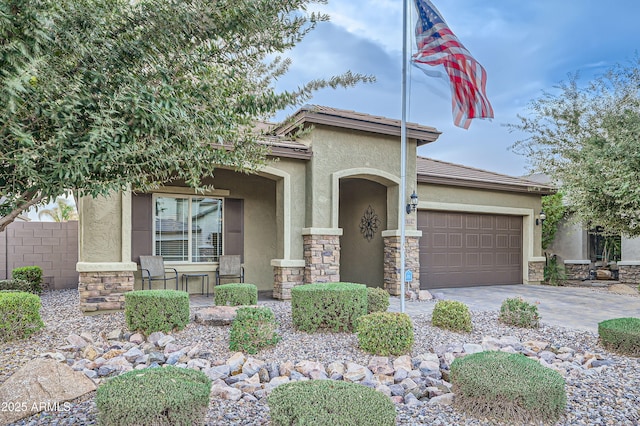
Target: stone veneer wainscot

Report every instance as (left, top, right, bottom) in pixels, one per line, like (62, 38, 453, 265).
(383, 233, 420, 296)
(78, 271, 134, 312)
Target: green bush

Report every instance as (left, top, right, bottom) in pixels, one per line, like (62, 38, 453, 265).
(543, 254, 567, 286)
(357, 312, 414, 356)
(229, 306, 280, 354)
(124, 290, 189, 334)
(451, 351, 566, 424)
(214, 283, 258, 306)
(499, 297, 540, 328)
(291, 282, 367, 332)
(11, 266, 43, 294)
(0, 291, 44, 342)
(598, 317, 640, 356)
(0, 279, 33, 293)
(268, 380, 396, 426)
(431, 300, 472, 332)
(367, 287, 390, 313)
(96, 366, 211, 426)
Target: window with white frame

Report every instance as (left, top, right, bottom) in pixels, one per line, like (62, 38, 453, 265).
(154, 195, 223, 262)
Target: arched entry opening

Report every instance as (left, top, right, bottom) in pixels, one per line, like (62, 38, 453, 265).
(339, 178, 388, 287)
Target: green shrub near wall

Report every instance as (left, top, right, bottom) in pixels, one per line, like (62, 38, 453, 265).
(0, 279, 33, 293)
(268, 380, 396, 426)
(357, 312, 414, 356)
(431, 300, 472, 332)
(367, 287, 390, 313)
(229, 306, 280, 354)
(96, 366, 211, 426)
(0, 291, 44, 342)
(214, 283, 258, 306)
(598, 317, 640, 357)
(451, 351, 566, 424)
(291, 282, 367, 332)
(124, 290, 189, 334)
(11, 266, 43, 294)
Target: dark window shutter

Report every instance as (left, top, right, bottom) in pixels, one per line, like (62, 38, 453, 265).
(131, 193, 152, 263)
(224, 198, 244, 262)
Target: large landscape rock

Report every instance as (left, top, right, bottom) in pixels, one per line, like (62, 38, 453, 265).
(193, 306, 242, 325)
(0, 358, 96, 424)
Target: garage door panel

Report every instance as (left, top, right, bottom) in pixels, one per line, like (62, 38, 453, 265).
(419, 211, 522, 289)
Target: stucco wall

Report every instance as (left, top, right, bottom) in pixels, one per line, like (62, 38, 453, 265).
(547, 217, 588, 261)
(78, 193, 123, 263)
(339, 179, 387, 287)
(304, 126, 416, 231)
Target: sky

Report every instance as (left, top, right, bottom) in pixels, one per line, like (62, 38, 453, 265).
(273, 0, 640, 177)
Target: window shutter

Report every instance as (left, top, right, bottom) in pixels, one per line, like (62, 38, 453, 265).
(224, 198, 244, 262)
(131, 193, 152, 263)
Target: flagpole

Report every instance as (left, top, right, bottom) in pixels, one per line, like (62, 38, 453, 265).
(399, 0, 409, 313)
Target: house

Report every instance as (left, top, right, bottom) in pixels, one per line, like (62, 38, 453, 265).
(76, 106, 553, 312)
(527, 174, 640, 284)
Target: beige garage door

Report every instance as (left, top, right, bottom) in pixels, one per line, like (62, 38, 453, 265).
(418, 211, 522, 289)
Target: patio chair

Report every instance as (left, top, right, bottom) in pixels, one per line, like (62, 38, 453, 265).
(139, 255, 179, 290)
(215, 255, 244, 286)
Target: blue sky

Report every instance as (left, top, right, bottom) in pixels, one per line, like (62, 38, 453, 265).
(273, 0, 640, 176)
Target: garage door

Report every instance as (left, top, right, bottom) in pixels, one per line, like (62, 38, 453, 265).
(418, 211, 522, 289)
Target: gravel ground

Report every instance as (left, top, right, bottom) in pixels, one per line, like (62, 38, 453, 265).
(2, 289, 639, 425)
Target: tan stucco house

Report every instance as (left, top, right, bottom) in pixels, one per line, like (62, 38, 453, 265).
(76, 106, 553, 312)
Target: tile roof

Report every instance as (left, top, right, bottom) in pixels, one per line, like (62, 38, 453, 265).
(417, 157, 555, 194)
(272, 105, 441, 146)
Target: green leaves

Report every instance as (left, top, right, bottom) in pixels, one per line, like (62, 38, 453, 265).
(510, 57, 640, 237)
(1, 0, 372, 230)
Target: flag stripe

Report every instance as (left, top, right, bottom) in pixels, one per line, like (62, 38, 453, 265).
(412, 0, 493, 129)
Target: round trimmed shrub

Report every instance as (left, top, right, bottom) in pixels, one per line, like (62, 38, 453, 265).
(367, 287, 390, 313)
(229, 306, 280, 354)
(431, 300, 472, 332)
(0, 291, 44, 342)
(124, 290, 189, 334)
(357, 312, 414, 355)
(268, 380, 396, 426)
(451, 351, 566, 424)
(214, 283, 258, 306)
(291, 282, 367, 332)
(96, 366, 211, 426)
(598, 317, 640, 356)
(11, 266, 43, 294)
(0, 279, 33, 293)
(499, 297, 540, 328)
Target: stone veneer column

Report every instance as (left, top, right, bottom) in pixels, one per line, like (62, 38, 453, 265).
(563, 260, 591, 280)
(78, 271, 134, 312)
(382, 231, 421, 296)
(271, 260, 305, 300)
(527, 260, 545, 283)
(302, 229, 342, 284)
(617, 261, 640, 285)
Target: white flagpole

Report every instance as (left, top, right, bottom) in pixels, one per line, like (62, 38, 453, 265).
(399, 0, 409, 313)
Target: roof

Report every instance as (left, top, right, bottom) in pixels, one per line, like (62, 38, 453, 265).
(272, 105, 441, 146)
(417, 157, 555, 195)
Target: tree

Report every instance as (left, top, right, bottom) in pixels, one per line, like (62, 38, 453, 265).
(541, 192, 564, 251)
(37, 196, 78, 222)
(0, 0, 372, 232)
(510, 57, 640, 237)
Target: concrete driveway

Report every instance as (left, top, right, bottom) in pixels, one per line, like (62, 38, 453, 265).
(389, 284, 640, 332)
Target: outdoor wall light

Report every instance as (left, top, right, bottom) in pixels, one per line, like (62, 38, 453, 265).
(536, 210, 546, 226)
(406, 191, 419, 214)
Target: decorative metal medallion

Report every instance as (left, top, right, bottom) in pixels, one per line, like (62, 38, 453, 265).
(360, 205, 381, 242)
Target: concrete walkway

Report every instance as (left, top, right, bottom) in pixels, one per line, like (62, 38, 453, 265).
(388, 284, 640, 332)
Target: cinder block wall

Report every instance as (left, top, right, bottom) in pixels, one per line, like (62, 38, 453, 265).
(0, 221, 79, 289)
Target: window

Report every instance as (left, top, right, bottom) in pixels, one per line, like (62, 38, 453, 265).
(154, 195, 223, 262)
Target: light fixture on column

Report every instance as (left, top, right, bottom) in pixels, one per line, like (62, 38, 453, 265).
(406, 190, 418, 214)
(536, 210, 546, 226)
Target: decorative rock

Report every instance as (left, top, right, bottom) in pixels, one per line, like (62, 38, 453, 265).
(309, 369, 329, 380)
(428, 393, 455, 405)
(269, 376, 290, 387)
(157, 335, 176, 348)
(258, 367, 270, 383)
(393, 355, 412, 373)
(194, 306, 242, 326)
(204, 365, 231, 381)
(373, 373, 394, 386)
(148, 351, 166, 364)
(368, 356, 394, 375)
(400, 378, 418, 390)
(147, 331, 166, 346)
(227, 352, 246, 375)
(404, 392, 420, 406)
(123, 347, 144, 363)
(418, 290, 434, 300)
(107, 328, 122, 340)
(389, 384, 405, 396)
(187, 359, 211, 370)
(245, 373, 261, 385)
(66, 334, 89, 349)
(83, 368, 98, 379)
(211, 380, 243, 401)
(243, 358, 266, 377)
(164, 342, 181, 354)
(0, 358, 97, 424)
(376, 384, 392, 397)
(295, 360, 325, 377)
(40, 352, 66, 362)
(327, 361, 345, 377)
(462, 343, 483, 354)
(539, 351, 557, 363)
(103, 349, 125, 360)
(82, 345, 100, 361)
(343, 362, 371, 383)
(524, 340, 550, 352)
(279, 360, 294, 377)
(79, 332, 94, 344)
(166, 351, 185, 365)
(129, 333, 145, 344)
(394, 368, 408, 383)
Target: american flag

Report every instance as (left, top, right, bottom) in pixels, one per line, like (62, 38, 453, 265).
(412, 0, 494, 129)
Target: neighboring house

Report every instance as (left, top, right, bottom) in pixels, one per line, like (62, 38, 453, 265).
(527, 174, 639, 283)
(76, 105, 553, 312)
